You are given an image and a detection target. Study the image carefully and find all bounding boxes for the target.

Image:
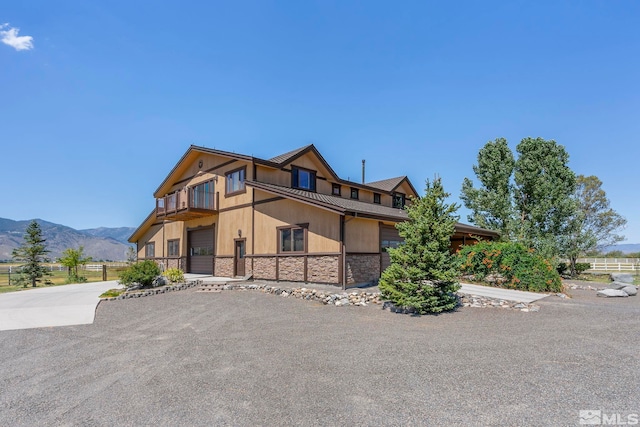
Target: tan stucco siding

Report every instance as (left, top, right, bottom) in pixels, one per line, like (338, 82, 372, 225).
(256, 166, 290, 187)
(344, 217, 380, 253)
(216, 207, 252, 256)
(395, 180, 417, 198)
(137, 223, 163, 258)
(253, 197, 340, 254)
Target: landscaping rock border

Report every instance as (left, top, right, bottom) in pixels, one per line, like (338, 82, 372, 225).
(103, 280, 542, 312)
(101, 280, 201, 301)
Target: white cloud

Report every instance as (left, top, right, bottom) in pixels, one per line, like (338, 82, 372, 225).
(0, 23, 34, 51)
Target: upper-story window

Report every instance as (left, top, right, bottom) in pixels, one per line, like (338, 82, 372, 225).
(292, 166, 316, 191)
(350, 188, 359, 200)
(332, 183, 341, 196)
(393, 193, 406, 208)
(226, 167, 246, 195)
(373, 193, 381, 204)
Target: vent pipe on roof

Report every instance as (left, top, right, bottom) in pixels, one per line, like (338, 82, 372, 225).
(362, 159, 365, 184)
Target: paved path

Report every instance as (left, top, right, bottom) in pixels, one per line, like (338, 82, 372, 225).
(459, 282, 549, 303)
(0, 281, 122, 331)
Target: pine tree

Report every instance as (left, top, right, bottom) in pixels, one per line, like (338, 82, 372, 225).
(379, 179, 460, 314)
(12, 220, 52, 287)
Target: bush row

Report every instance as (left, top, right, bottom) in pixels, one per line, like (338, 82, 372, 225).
(456, 241, 562, 292)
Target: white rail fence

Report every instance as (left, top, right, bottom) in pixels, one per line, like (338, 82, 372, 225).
(576, 258, 640, 272)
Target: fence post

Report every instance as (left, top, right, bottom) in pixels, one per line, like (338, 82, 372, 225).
(102, 265, 107, 281)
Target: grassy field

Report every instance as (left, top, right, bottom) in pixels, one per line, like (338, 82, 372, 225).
(0, 263, 128, 294)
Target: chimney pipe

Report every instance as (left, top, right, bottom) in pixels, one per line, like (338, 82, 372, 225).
(361, 159, 365, 184)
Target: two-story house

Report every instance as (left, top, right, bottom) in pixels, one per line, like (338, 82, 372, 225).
(128, 144, 498, 287)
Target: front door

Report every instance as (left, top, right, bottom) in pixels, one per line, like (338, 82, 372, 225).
(234, 240, 245, 277)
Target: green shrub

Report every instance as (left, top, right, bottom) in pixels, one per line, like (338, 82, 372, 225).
(118, 260, 161, 288)
(457, 241, 562, 292)
(163, 268, 184, 284)
(575, 262, 591, 274)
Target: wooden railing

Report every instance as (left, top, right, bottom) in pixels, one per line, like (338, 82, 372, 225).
(156, 188, 217, 219)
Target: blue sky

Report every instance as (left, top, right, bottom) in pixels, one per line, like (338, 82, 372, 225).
(1, 1, 639, 242)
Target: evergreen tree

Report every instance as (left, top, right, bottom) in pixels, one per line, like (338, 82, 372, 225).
(12, 220, 52, 287)
(379, 179, 460, 314)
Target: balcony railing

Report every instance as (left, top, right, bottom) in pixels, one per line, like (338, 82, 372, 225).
(156, 187, 217, 220)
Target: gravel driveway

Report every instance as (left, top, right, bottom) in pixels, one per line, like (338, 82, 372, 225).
(0, 288, 638, 426)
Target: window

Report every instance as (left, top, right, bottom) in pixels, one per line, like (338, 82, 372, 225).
(168, 239, 180, 257)
(279, 226, 306, 253)
(350, 188, 359, 200)
(292, 167, 316, 191)
(393, 193, 406, 208)
(145, 242, 155, 258)
(373, 193, 381, 204)
(226, 167, 246, 195)
(332, 183, 341, 196)
(191, 180, 214, 209)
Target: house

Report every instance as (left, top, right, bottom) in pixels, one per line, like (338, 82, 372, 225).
(128, 144, 498, 287)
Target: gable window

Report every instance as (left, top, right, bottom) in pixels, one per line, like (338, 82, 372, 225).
(226, 167, 246, 195)
(168, 239, 180, 257)
(292, 167, 316, 191)
(279, 226, 307, 253)
(350, 188, 359, 200)
(373, 193, 381, 204)
(332, 183, 341, 196)
(145, 242, 155, 258)
(393, 193, 406, 209)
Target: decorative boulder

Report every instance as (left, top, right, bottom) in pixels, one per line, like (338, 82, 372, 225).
(610, 273, 634, 284)
(597, 289, 629, 298)
(607, 281, 630, 290)
(622, 285, 638, 296)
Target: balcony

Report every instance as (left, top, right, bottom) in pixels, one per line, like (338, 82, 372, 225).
(156, 187, 218, 221)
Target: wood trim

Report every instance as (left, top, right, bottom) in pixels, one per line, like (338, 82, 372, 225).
(345, 252, 381, 256)
(245, 252, 341, 258)
(218, 202, 253, 213)
(171, 159, 239, 188)
(254, 196, 285, 206)
(233, 238, 246, 277)
(215, 255, 234, 259)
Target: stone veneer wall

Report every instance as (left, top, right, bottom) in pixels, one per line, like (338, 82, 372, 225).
(307, 255, 340, 284)
(252, 256, 277, 280)
(346, 254, 380, 285)
(278, 256, 305, 282)
(215, 257, 234, 278)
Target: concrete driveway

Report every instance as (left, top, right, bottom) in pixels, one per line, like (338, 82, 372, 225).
(0, 281, 121, 331)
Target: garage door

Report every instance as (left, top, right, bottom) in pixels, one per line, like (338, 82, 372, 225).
(380, 225, 403, 272)
(188, 227, 214, 274)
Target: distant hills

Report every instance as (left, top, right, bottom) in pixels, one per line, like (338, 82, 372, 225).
(0, 218, 135, 261)
(603, 244, 640, 254)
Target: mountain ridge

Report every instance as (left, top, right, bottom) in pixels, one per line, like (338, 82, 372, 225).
(0, 218, 135, 261)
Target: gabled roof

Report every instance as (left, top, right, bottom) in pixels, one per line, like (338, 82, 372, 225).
(128, 209, 158, 243)
(258, 144, 340, 181)
(247, 181, 409, 221)
(366, 176, 408, 192)
(267, 145, 313, 164)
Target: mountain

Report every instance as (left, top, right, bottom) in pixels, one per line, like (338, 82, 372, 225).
(80, 227, 136, 245)
(0, 218, 135, 261)
(602, 244, 640, 254)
